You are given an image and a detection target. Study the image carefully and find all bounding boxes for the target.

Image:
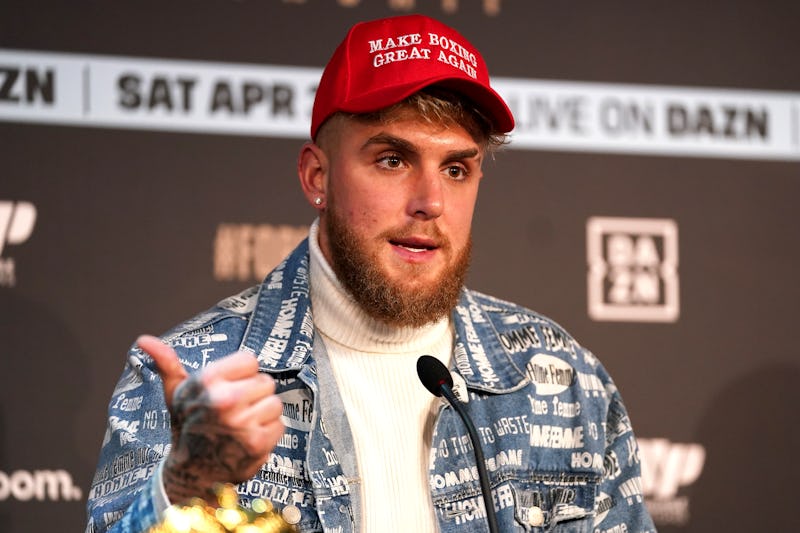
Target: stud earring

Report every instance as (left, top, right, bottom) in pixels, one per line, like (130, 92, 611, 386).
(314, 197, 323, 206)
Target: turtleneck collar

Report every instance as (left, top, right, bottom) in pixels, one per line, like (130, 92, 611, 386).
(308, 219, 451, 354)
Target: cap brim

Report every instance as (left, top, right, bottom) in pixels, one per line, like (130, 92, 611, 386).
(337, 75, 515, 134)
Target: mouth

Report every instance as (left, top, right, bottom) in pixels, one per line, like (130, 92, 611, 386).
(389, 237, 439, 257)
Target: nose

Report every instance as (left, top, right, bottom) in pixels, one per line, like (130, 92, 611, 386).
(406, 168, 444, 220)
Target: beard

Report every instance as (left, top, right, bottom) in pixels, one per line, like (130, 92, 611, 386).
(325, 208, 471, 328)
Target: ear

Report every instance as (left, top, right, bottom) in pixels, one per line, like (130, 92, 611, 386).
(297, 142, 328, 210)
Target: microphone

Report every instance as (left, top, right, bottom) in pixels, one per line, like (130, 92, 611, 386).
(417, 355, 499, 533)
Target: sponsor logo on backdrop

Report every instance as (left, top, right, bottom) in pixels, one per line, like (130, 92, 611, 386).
(1, 49, 799, 160)
(214, 223, 308, 282)
(0, 50, 319, 136)
(502, 81, 794, 159)
(0, 65, 54, 105)
(0, 200, 37, 288)
(0, 469, 82, 501)
(638, 438, 706, 527)
(587, 217, 679, 322)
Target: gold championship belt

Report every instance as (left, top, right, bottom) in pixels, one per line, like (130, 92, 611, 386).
(150, 484, 300, 533)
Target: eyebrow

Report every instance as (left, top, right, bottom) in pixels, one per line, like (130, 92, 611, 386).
(362, 133, 416, 153)
(362, 133, 481, 161)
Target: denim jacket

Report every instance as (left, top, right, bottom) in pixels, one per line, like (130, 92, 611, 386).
(86, 239, 655, 533)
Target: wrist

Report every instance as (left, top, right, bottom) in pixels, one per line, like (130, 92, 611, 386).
(162, 455, 217, 505)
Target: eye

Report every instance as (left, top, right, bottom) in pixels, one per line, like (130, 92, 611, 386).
(377, 154, 404, 170)
(446, 165, 468, 180)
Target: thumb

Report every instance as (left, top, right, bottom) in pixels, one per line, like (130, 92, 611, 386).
(137, 334, 188, 408)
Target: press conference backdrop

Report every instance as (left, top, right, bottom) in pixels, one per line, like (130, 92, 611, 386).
(1, 1, 798, 531)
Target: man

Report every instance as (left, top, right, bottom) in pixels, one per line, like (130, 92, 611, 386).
(87, 14, 656, 533)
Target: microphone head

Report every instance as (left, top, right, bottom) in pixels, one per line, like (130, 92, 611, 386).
(416, 355, 454, 397)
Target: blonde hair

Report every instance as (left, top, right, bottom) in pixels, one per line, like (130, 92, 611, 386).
(316, 86, 508, 152)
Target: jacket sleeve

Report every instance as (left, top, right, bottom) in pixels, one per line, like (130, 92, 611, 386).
(594, 379, 657, 533)
(85, 350, 172, 533)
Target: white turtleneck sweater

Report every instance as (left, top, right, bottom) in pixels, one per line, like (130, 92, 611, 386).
(308, 221, 453, 533)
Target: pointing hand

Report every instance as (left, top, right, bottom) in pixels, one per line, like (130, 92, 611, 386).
(138, 335, 285, 504)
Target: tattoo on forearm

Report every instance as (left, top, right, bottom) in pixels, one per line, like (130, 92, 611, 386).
(163, 375, 266, 504)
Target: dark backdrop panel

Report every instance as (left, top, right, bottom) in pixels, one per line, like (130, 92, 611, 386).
(1, 1, 798, 531)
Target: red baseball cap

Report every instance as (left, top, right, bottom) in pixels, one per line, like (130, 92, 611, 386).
(310, 14, 515, 139)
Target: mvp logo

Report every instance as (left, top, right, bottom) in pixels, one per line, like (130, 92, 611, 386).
(639, 438, 705, 499)
(638, 438, 705, 526)
(0, 201, 36, 256)
(0, 201, 36, 287)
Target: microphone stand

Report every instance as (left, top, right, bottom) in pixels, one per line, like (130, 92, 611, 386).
(437, 382, 500, 533)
